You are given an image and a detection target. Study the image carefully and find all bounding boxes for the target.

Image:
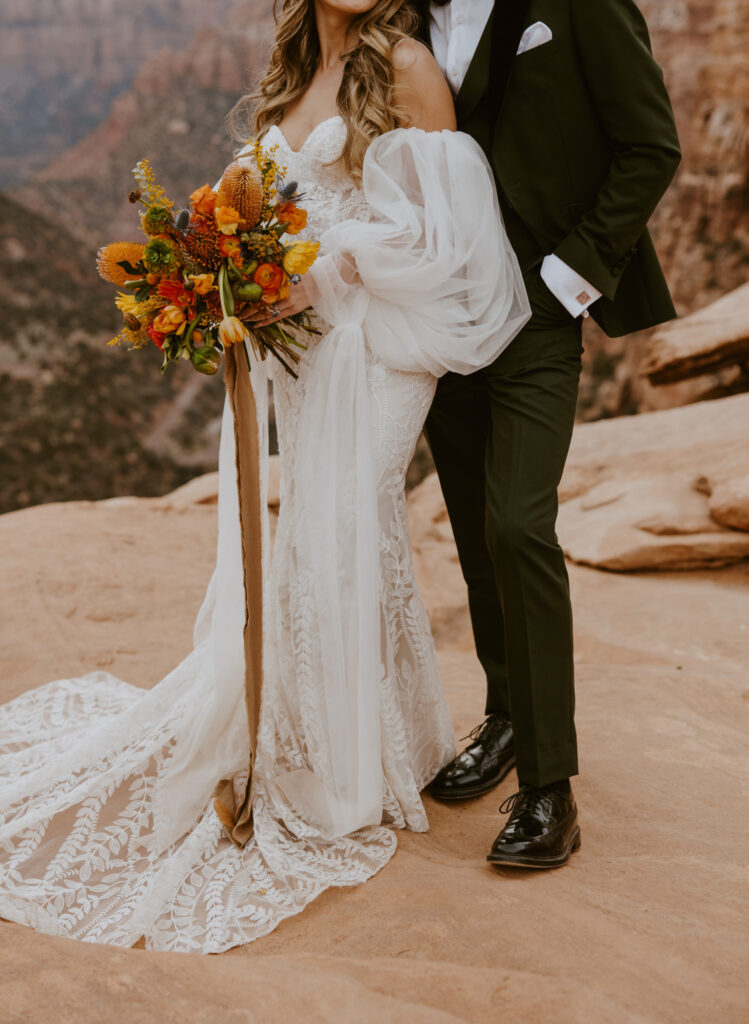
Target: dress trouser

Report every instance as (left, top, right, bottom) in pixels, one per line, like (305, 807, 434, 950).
(424, 271, 583, 787)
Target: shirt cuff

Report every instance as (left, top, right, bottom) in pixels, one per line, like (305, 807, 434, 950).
(540, 254, 602, 319)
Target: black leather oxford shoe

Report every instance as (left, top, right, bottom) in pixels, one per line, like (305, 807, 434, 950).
(487, 782, 581, 869)
(431, 715, 515, 800)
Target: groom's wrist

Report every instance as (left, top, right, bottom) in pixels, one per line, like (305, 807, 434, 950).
(540, 255, 602, 319)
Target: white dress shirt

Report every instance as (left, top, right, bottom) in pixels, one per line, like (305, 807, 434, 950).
(430, 0, 494, 95)
(429, 0, 601, 318)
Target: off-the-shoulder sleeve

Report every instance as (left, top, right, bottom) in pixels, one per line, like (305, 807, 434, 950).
(305, 127, 531, 376)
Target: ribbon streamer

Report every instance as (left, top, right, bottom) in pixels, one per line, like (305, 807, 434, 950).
(212, 342, 263, 847)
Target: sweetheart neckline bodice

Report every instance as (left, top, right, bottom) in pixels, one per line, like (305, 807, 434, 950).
(268, 115, 344, 156)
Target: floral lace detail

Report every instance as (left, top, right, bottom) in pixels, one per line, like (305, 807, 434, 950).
(0, 116, 454, 953)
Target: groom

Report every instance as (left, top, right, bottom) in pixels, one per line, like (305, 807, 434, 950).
(416, 0, 681, 867)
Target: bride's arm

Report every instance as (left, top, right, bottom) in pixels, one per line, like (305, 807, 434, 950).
(249, 41, 456, 326)
(391, 38, 456, 133)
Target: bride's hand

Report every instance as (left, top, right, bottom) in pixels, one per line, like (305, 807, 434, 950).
(246, 278, 313, 328)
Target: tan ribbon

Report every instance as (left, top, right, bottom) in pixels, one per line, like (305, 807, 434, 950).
(212, 343, 263, 848)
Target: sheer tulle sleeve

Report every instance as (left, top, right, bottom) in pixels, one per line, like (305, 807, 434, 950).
(305, 127, 531, 375)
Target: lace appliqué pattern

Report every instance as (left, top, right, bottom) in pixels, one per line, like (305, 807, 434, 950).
(0, 117, 455, 953)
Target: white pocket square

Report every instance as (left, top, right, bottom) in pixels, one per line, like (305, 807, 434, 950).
(516, 21, 553, 55)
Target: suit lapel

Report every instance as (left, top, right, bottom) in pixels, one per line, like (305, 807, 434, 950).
(418, 1, 533, 125)
(489, 0, 534, 120)
(454, 12, 495, 123)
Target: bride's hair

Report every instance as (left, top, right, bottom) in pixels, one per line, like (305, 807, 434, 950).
(228, 0, 418, 183)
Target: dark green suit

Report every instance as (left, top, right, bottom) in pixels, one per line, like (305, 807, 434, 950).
(417, 0, 681, 785)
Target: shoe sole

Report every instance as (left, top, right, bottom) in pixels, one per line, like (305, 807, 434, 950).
(430, 757, 516, 802)
(486, 826, 582, 870)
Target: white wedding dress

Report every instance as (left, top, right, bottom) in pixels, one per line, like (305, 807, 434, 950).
(0, 118, 529, 952)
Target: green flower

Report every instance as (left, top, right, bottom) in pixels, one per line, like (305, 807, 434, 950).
(143, 237, 179, 275)
(142, 204, 174, 236)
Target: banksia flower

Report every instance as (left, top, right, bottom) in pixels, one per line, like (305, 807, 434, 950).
(96, 242, 146, 284)
(182, 219, 223, 269)
(217, 161, 263, 230)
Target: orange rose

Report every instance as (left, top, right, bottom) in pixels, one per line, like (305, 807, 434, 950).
(254, 263, 285, 293)
(190, 183, 216, 217)
(219, 234, 243, 267)
(276, 202, 307, 235)
(261, 276, 291, 307)
(152, 304, 187, 336)
(214, 205, 241, 235)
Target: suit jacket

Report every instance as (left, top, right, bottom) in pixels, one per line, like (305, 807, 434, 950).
(415, 0, 682, 337)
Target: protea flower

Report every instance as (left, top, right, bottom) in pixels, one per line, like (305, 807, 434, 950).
(182, 219, 223, 269)
(217, 161, 263, 230)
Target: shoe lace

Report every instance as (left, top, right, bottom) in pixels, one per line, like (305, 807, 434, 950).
(460, 715, 501, 744)
(498, 786, 549, 817)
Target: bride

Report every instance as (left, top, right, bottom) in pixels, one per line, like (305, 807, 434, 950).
(0, 0, 528, 952)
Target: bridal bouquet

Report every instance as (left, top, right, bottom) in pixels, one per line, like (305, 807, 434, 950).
(96, 141, 320, 377)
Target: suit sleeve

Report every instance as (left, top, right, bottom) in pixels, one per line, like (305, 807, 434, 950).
(552, 0, 681, 301)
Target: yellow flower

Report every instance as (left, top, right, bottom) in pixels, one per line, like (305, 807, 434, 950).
(283, 241, 320, 276)
(218, 316, 247, 347)
(153, 304, 187, 336)
(214, 205, 241, 235)
(115, 291, 137, 314)
(188, 273, 215, 295)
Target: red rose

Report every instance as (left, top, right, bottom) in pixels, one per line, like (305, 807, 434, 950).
(147, 322, 167, 349)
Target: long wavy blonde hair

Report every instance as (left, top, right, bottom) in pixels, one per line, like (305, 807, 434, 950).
(228, 0, 418, 183)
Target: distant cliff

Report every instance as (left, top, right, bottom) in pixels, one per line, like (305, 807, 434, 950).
(0, 190, 222, 514)
(11, 7, 275, 246)
(0, 0, 241, 187)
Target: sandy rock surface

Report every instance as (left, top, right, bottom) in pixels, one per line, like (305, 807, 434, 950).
(1, 467, 747, 1023)
(557, 393, 749, 571)
(642, 282, 749, 385)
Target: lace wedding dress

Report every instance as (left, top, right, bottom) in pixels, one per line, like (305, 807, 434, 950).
(0, 118, 529, 952)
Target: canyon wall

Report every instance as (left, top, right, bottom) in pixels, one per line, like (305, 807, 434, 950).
(0, 0, 239, 187)
(1, 0, 746, 511)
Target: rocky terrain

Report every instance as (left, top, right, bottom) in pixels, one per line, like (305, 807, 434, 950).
(1, 406, 747, 1021)
(1, 0, 747, 511)
(0, 2, 274, 514)
(0, 191, 226, 514)
(579, 0, 749, 420)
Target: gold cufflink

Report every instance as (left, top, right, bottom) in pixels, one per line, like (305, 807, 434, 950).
(576, 291, 591, 305)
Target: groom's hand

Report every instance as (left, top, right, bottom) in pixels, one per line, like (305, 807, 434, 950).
(246, 278, 313, 329)
(523, 266, 574, 330)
